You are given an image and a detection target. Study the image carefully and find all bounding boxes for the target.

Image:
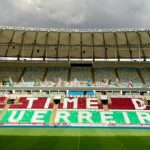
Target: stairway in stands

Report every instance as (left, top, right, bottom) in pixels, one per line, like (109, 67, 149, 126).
(91, 68, 95, 82)
(114, 68, 120, 81)
(136, 68, 146, 85)
(42, 68, 48, 82)
(67, 67, 71, 82)
(17, 67, 27, 82)
(0, 97, 10, 120)
(50, 103, 58, 125)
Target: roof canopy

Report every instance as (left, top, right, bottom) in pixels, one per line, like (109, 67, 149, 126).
(0, 26, 150, 60)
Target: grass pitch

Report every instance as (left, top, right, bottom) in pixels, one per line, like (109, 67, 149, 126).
(0, 128, 150, 150)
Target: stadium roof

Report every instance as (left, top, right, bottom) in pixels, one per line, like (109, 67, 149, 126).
(0, 26, 150, 61)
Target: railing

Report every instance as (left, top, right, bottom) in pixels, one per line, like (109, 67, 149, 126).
(0, 81, 146, 88)
(69, 123, 150, 128)
(0, 122, 150, 128)
(0, 122, 49, 126)
(0, 25, 150, 33)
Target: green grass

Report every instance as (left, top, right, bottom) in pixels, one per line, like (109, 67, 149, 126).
(0, 128, 150, 150)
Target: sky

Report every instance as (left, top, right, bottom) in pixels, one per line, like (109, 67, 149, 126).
(0, 0, 150, 29)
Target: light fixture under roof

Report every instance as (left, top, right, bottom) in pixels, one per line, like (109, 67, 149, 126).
(0, 25, 150, 33)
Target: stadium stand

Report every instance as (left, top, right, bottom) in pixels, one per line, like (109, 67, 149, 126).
(0, 67, 23, 83)
(46, 67, 68, 82)
(0, 26, 150, 128)
(117, 68, 143, 87)
(0, 96, 150, 126)
(140, 68, 150, 85)
(70, 67, 92, 81)
(9, 97, 54, 109)
(23, 67, 45, 82)
(94, 68, 116, 82)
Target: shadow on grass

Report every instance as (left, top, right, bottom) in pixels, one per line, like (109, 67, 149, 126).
(0, 136, 149, 150)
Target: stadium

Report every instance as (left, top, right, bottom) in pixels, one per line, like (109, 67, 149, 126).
(0, 25, 150, 149)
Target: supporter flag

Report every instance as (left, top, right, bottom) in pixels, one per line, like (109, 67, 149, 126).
(87, 80, 92, 86)
(58, 77, 62, 82)
(34, 79, 41, 86)
(44, 78, 47, 85)
(58, 77, 62, 86)
(74, 78, 78, 86)
(21, 77, 24, 84)
(8, 77, 13, 87)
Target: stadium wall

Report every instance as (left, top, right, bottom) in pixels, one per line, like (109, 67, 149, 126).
(0, 61, 150, 68)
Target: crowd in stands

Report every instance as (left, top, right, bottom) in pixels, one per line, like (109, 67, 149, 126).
(23, 67, 45, 82)
(0, 67, 22, 83)
(140, 68, 150, 85)
(118, 68, 142, 87)
(0, 67, 150, 88)
(70, 67, 92, 81)
(46, 67, 68, 82)
(95, 68, 116, 82)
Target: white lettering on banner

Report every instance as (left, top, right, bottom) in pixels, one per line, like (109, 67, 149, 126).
(101, 112, 116, 124)
(132, 99, 146, 110)
(26, 98, 38, 109)
(31, 111, 47, 123)
(136, 112, 150, 124)
(78, 111, 93, 123)
(63, 98, 78, 109)
(122, 112, 130, 124)
(86, 98, 98, 109)
(8, 110, 25, 122)
(44, 98, 52, 109)
(3, 110, 150, 125)
(55, 111, 70, 123)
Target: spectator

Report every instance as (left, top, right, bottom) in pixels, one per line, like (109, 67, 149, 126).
(128, 79, 133, 87)
(115, 78, 120, 86)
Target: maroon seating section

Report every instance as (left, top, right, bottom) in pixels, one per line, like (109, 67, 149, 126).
(0, 97, 150, 110)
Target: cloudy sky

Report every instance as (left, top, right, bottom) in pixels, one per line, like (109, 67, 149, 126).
(0, 0, 150, 29)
